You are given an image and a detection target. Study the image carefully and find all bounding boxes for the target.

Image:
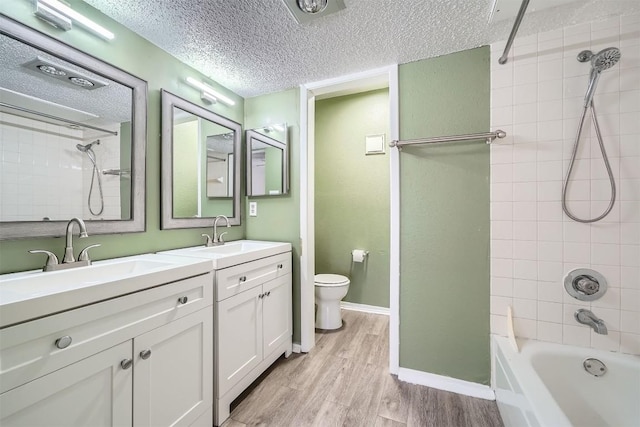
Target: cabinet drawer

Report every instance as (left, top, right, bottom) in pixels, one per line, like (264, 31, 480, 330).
(0, 272, 213, 394)
(216, 252, 291, 301)
(215, 252, 291, 302)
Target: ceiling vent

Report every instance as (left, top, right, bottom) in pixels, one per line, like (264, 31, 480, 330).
(22, 56, 108, 90)
(281, 0, 345, 24)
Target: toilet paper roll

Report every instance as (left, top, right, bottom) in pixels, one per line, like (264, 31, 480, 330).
(351, 249, 367, 263)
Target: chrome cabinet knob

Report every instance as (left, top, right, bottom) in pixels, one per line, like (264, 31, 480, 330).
(177, 296, 188, 304)
(265, 291, 271, 297)
(239, 276, 247, 282)
(120, 358, 133, 370)
(258, 293, 264, 299)
(55, 335, 72, 349)
(140, 349, 152, 360)
(277, 264, 283, 269)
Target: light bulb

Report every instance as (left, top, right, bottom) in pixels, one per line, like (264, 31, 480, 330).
(297, 0, 328, 14)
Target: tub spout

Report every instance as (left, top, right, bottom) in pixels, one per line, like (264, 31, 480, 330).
(575, 309, 608, 335)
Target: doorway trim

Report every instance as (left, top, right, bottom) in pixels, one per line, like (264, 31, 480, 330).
(299, 65, 400, 374)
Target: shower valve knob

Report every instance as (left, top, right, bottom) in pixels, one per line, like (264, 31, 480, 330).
(574, 276, 599, 295)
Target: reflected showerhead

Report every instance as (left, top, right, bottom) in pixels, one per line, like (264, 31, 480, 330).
(591, 47, 621, 72)
(76, 140, 100, 152)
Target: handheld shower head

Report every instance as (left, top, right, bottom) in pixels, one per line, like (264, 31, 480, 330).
(583, 47, 621, 107)
(76, 140, 100, 152)
(591, 47, 621, 72)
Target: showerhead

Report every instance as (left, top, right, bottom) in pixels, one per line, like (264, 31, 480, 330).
(591, 47, 621, 72)
(582, 47, 621, 107)
(76, 140, 100, 152)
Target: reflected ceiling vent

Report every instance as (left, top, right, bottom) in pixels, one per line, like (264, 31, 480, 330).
(281, 0, 345, 24)
(22, 56, 109, 90)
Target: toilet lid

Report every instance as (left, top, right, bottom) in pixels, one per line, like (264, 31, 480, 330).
(315, 274, 350, 286)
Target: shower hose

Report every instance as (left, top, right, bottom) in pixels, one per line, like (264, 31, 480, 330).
(87, 156, 105, 216)
(562, 100, 616, 223)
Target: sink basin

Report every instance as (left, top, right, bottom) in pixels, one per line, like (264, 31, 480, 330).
(0, 254, 212, 328)
(161, 240, 292, 269)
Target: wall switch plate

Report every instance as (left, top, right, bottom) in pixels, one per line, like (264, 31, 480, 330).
(249, 201, 257, 217)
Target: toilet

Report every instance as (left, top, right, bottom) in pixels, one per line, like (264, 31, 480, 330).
(314, 274, 350, 330)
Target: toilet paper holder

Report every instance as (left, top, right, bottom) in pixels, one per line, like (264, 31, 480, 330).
(351, 249, 369, 263)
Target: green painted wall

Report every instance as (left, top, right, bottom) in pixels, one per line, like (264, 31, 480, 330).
(244, 89, 301, 342)
(398, 47, 491, 384)
(0, 0, 244, 274)
(315, 89, 390, 308)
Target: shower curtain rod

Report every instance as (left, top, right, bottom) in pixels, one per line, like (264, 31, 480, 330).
(389, 129, 507, 150)
(498, 0, 531, 65)
(0, 102, 119, 136)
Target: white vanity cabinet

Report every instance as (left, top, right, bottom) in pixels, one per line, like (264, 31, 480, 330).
(0, 271, 214, 427)
(214, 251, 292, 425)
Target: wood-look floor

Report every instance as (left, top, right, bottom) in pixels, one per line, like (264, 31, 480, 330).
(222, 310, 504, 427)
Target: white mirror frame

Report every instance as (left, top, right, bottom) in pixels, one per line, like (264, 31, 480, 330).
(0, 15, 147, 239)
(160, 90, 242, 229)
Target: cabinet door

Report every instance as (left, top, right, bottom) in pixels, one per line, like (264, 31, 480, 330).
(133, 306, 213, 427)
(0, 341, 132, 427)
(262, 273, 292, 357)
(216, 285, 263, 397)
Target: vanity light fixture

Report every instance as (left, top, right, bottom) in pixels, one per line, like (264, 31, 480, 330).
(185, 77, 235, 106)
(200, 91, 218, 105)
(35, 0, 115, 40)
(34, 1, 72, 31)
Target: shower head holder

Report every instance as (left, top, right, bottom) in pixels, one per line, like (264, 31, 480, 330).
(577, 50, 593, 63)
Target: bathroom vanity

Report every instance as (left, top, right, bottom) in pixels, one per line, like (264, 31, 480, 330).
(162, 240, 293, 426)
(0, 240, 292, 427)
(0, 254, 215, 426)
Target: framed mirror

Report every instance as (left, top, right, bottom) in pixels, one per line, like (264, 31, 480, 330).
(246, 124, 289, 196)
(161, 90, 241, 229)
(0, 16, 147, 239)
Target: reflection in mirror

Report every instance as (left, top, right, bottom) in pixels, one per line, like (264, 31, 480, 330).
(246, 124, 289, 196)
(161, 90, 241, 229)
(0, 16, 147, 239)
(205, 132, 234, 198)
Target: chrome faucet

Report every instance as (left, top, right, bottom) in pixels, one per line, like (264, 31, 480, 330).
(575, 309, 608, 335)
(202, 215, 230, 247)
(63, 217, 88, 263)
(29, 217, 100, 272)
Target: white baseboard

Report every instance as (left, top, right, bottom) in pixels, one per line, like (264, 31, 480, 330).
(292, 343, 302, 353)
(398, 368, 495, 401)
(340, 301, 390, 315)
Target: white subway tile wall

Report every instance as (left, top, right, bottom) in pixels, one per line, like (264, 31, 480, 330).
(490, 14, 640, 355)
(0, 113, 122, 221)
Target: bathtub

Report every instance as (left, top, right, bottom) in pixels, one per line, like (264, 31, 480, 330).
(492, 335, 640, 427)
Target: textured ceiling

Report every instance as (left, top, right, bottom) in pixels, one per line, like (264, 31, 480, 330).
(86, 0, 640, 98)
(0, 33, 132, 125)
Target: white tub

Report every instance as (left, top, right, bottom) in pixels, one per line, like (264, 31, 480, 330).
(493, 335, 640, 427)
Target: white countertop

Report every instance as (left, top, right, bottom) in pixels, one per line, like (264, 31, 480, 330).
(159, 239, 292, 269)
(0, 253, 213, 328)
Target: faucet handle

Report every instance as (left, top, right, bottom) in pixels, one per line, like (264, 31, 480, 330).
(218, 232, 228, 244)
(201, 234, 213, 247)
(78, 244, 101, 263)
(29, 250, 59, 270)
